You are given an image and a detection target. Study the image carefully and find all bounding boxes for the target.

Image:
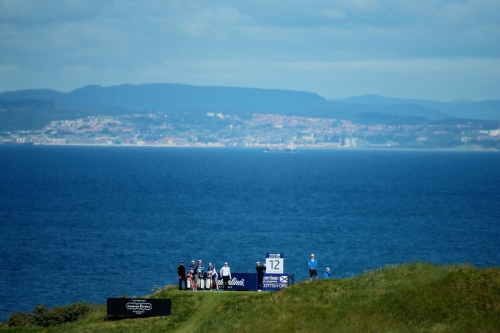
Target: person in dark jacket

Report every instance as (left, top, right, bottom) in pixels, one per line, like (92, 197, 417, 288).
(255, 261, 266, 291)
(177, 261, 187, 290)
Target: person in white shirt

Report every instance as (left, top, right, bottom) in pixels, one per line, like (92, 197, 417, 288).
(219, 262, 231, 291)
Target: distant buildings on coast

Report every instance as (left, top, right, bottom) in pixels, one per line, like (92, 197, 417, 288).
(2, 111, 499, 150)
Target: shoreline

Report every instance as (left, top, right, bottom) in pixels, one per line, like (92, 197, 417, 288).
(4, 142, 499, 152)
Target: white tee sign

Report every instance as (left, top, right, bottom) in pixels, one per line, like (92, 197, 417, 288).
(265, 253, 284, 274)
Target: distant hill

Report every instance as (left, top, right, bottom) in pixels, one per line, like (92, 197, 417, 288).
(326, 100, 452, 121)
(335, 94, 500, 120)
(1, 83, 499, 121)
(0, 83, 329, 117)
(0, 99, 54, 108)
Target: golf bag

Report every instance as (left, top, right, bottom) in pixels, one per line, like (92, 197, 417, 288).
(186, 271, 192, 290)
(198, 271, 205, 290)
(206, 273, 212, 290)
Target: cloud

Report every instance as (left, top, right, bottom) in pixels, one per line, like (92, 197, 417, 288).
(323, 10, 346, 20)
(0, 0, 105, 26)
(0, 0, 499, 100)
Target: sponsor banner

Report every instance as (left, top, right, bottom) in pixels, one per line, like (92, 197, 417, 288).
(262, 274, 290, 291)
(217, 273, 257, 291)
(266, 253, 284, 258)
(107, 298, 171, 317)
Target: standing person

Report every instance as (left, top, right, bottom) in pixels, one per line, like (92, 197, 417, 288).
(308, 254, 318, 281)
(255, 261, 266, 292)
(206, 263, 218, 291)
(189, 260, 197, 290)
(196, 259, 205, 290)
(323, 267, 331, 279)
(220, 262, 231, 291)
(186, 271, 193, 290)
(212, 264, 219, 291)
(177, 260, 187, 290)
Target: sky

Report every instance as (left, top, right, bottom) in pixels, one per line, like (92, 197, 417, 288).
(1, 0, 499, 101)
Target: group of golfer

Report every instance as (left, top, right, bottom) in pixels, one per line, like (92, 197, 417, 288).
(177, 253, 330, 292)
(177, 259, 232, 291)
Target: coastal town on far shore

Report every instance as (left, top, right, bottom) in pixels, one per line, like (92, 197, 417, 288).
(2, 111, 500, 150)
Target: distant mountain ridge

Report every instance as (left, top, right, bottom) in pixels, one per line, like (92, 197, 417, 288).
(1, 83, 499, 120)
(336, 94, 500, 120)
(0, 83, 328, 117)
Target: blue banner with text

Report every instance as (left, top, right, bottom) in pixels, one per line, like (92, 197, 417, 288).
(217, 273, 257, 291)
(262, 274, 291, 291)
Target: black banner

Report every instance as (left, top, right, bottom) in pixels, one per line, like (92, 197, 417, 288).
(107, 298, 171, 317)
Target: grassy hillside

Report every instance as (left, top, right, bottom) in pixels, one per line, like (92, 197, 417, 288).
(1, 263, 499, 333)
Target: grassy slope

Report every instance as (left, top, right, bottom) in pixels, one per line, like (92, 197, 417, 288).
(1, 263, 499, 333)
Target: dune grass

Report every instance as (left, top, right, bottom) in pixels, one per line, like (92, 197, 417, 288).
(202, 263, 500, 333)
(1, 263, 499, 333)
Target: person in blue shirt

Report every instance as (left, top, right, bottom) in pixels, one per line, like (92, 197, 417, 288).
(323, 267, 331, 279)
(308, 254, 318, 281)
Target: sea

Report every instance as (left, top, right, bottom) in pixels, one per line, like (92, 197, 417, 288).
(1, 146, 499, 321)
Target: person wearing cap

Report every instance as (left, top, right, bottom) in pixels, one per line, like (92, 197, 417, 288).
(189, 260, 197, 290)
(323, 267, 331, 279)
(255, 261, 266, 291)
(177, 260, 187, 290)
(211, 264, 220, 291)
(220, 262, 231, 291)
(308, 254, 318, 281)
(195, 260, 205, 290)
(206, 263, 218, 291)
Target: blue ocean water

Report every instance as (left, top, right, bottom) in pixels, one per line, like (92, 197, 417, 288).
(0, 146, 499, 321)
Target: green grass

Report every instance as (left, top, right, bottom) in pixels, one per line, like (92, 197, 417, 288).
(1, 263, 499, 333)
